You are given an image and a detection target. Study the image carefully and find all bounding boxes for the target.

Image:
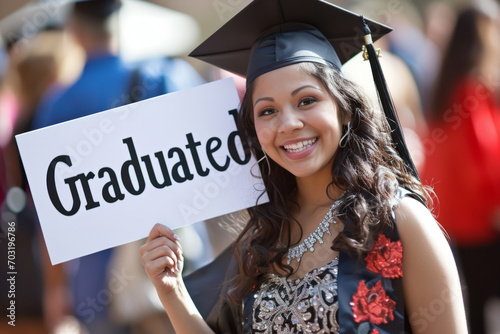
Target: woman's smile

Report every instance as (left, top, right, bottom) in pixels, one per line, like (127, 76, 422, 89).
(281, 137, 318, 159)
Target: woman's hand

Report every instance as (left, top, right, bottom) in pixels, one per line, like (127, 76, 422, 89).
(140, 223, 184, 298)
(139, 224, 215, 334)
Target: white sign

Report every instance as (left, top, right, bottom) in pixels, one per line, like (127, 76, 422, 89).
(16, 78, 267, 265)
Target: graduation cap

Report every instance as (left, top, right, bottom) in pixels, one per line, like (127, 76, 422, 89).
(190, 0, 420, 180)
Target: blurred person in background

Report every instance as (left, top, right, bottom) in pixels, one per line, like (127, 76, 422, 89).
(3, 29, 83, 192)
(0, 29, 83, 334)
(421, 1, 500, 333)
(422, 1, 457, 56)
(421, 1, 457, 113)
(30, 0, 203, 333)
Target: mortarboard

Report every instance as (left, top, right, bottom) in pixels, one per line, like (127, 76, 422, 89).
(190, 0, 420, 180)
(190, 0, 391, 84)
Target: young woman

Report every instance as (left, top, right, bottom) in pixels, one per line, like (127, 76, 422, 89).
(140, 0, 468, 332)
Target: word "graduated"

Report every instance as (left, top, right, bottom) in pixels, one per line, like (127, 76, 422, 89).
(46, 109, 250, 216)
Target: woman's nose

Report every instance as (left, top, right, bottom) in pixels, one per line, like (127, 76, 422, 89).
(277, 108, 303, 133)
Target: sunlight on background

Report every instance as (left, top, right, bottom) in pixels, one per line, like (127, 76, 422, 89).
(118, 0, 200, 61)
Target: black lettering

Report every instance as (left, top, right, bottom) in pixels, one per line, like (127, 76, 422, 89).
(227, 109, 251, 165)
(46, 155, 81, 216)
(141, 152, 172, 188)
(167, 147, 194, 183)
(98, 167, 125, 203)
(206, 137, 230, 171)
(185, 133, 209, 177)
(121, 137, 146, 195)
(78, 172, 100, 210)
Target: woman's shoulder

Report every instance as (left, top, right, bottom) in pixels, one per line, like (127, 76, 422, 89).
(393, 190, 442, 240)
(391, 187, 452, 255)
(392, 188, 459, 287)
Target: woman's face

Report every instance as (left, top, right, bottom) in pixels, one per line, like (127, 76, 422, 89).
(252, 64, 344, 179)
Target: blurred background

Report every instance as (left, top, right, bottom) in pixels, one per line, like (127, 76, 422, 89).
(0, 0, 499, 333)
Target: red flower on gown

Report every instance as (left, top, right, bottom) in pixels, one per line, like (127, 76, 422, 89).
(351, 280, 396, 325)
(365, 234, 403, 279)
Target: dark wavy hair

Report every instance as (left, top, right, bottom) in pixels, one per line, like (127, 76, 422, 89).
(229, 62, 429, 304)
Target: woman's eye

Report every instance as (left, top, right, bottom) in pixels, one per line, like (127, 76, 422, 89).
(258, 108, 276, 117)
(299, 97, 317, 107)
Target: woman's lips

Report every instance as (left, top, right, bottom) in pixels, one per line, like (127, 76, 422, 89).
(281, 138, 318, 159)
(282, 138, 317, 153)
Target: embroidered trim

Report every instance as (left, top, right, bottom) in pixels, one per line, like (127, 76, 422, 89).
(252, 259, 340, 333)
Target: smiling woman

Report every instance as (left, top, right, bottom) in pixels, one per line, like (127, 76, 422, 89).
(139, 0, 468, 333)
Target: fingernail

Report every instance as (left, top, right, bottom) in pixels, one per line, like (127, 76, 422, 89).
(173, 233, 180, 241)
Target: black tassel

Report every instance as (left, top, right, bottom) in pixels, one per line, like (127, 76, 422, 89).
(361, 16, 420, 181)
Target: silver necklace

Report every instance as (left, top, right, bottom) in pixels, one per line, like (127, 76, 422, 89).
(287, 201, 340, 265)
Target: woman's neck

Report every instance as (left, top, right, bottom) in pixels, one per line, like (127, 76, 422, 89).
(294, 169, 342, 211)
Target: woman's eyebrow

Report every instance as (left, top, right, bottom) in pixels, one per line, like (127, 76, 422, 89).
(291, 85, 320, 96)
(254, 96, 274, 107)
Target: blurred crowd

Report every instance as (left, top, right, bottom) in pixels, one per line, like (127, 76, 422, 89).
(0, 0, 499, 333)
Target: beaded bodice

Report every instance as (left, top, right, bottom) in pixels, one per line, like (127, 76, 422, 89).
(250, 258, 340, 333)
